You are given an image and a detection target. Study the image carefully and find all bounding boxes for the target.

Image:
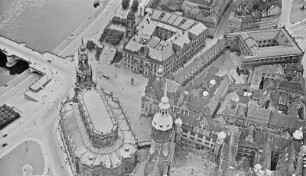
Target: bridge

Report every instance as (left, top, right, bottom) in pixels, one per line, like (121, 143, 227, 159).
(0, 35, 73, 76)
(137, 139, 151, 150)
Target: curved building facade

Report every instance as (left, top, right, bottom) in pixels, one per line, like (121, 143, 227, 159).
(59, 89, 138, 176)
(77, 89, 118, 148)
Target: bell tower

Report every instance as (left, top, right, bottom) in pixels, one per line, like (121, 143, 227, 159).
(149, 80, 174, 157)
(75, 39, 96, 91)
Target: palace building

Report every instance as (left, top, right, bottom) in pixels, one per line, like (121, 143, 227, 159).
(182, 0, 233, 36)
(57, 44, 138, 176)
(227, 0, 281, 33)
(227, 27, 304, 70)
(121, 8, 208, 77)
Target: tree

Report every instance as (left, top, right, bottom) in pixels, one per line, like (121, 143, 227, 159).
(122, 0, 130, 10)
(86, 40, 96, 51)
(131, 0, 139, 12)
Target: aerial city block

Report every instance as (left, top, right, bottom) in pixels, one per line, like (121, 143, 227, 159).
(1, 0, 306, 175)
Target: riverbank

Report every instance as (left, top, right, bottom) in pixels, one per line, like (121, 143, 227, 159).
(52, 0, 110, 54)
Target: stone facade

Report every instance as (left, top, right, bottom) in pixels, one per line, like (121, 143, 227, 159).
(121, 8, 208, 78)
(228, 0, 281, 33)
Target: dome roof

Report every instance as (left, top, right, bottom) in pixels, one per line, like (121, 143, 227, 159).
(293, 127, 303, 140)
(254, 164, 262, 171)
(152, 112, 173, 131)
(218, 131, 226, 139)
(161, 96, 169, 104)
(202, 91, 209, 97)
(175, 117, 183, 126)
(156, 65, 164, 78)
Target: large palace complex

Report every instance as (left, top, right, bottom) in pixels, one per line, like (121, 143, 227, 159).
(3, 0, 306, 176)
(121, 8, 208, 77)
(54, 1, 306, 175)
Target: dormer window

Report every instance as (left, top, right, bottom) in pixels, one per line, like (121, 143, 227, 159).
(160, 125, 163, 128)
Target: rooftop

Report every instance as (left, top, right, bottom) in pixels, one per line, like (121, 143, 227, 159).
(81, 90, 115, 134)
(60, 95, 137, 169)
(124, 8, 207, 62)
(268, 112, 299, 129)
(278, 81, 304, 94)
(247, 100, 271, 124)
(228, 27, 304, 60)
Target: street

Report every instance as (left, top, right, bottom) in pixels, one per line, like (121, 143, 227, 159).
(215, 0, 242, 38)
(57, 0, 122, 57)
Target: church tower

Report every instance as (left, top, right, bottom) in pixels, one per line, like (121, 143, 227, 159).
(126, 11, 136, 38)
(75, 39, 95, 90)
(149, 80, 174, 157)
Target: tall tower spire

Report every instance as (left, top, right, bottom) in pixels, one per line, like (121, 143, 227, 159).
(159, 79, 170, 114)
(149, 79, 173, 157)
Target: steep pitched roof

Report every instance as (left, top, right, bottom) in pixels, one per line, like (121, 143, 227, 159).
(268, 113, 299, 130)
(247, 100, 271, 124)
(278, 81, 304, 94)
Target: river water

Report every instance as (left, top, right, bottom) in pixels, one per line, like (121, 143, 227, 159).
(0, 0, 99, 53)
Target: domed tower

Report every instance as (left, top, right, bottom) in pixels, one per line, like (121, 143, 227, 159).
(214, 131, 226, 156)
(75, 39, 95, 90)
(149, 79, 174, 157)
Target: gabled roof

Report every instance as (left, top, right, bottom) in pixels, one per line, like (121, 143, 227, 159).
(247, 100, 271, 123)
(176, 111, 203, 126)
(278, 81, 304, 94)
(145, 76, 180, 101)
(268, 112, 299, 130)
(227, 28, 304, 59)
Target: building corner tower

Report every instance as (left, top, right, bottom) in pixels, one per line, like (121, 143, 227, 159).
(149, 79, 174, 158)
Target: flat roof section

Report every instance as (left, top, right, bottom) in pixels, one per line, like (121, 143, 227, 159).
(29, 75, 51, 92)
(173, 17, 184, 26)
(180, 20, 195, 30)
(152, 10, 162, 20)
(167, 15, 178, 25)
(82, 90, 114, 134)
(161, 13, 171, 22)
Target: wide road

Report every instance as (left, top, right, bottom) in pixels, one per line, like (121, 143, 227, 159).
(0, 34, 76, 176)
(215, 0, 243, 38)
(0, 71, 75, 176)
(57, 0, 122, 57)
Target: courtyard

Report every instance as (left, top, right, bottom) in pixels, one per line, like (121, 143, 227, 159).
(171, 142, 217, 176)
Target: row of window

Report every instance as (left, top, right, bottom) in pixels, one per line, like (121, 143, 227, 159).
(182, 133, 215, 148)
